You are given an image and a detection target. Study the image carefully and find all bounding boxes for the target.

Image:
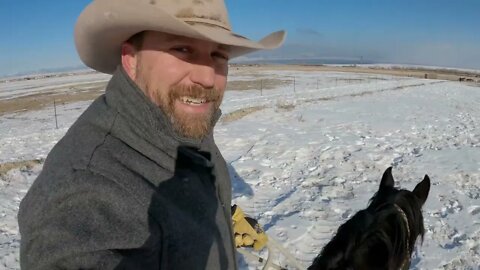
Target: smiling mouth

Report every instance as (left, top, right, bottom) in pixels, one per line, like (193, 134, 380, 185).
(180, 96, 209, 105)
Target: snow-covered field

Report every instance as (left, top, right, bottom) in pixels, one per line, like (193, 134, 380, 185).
(1, 68, 479, 269)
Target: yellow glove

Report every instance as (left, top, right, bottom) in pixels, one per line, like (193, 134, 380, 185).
(231, 204, 268, 251)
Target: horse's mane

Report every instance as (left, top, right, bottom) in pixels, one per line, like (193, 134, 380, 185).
(309, 209, 374, 269)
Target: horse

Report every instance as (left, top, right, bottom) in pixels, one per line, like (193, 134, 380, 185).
(308, 167, 430, 270)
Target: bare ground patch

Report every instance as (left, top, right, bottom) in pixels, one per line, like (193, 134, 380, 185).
(226, 78, 290, 91)
(231, 64, 480, 82)
(0, 159, 43, 178)
(0, 82, 106, 116)
(465, 82, 480, 88)
(275, 101, 296, 112)
(220, 106, 266, 124)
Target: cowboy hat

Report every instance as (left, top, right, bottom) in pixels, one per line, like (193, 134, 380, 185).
(74, 0, 286, 74)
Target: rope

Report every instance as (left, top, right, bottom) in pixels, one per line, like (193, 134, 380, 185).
(264, 244, 275, 270)
(236, 247, 286, 270)
(237, 237, 306, 269)
(267, 238, 306, 270)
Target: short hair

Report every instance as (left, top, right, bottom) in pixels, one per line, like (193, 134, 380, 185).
(126, 31, 146, 50)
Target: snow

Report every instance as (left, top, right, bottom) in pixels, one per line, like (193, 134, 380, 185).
(1, 68, 479, 269)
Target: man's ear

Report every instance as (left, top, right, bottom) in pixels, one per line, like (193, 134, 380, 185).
(121, 42, 138, 80)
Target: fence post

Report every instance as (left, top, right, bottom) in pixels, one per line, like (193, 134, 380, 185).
(54, 99, 58, 129)
(260, 79, 263, 96)
(293, 76, 296, 93)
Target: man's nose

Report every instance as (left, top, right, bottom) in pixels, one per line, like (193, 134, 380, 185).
(190, 62, 216, 89)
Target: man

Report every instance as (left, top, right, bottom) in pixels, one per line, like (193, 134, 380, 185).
(18, 0, 285, 269)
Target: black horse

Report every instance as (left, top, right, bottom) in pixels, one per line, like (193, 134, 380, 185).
(308, 167, 430, 270)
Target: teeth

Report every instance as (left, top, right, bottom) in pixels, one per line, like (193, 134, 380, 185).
(180, 96, 207, 105)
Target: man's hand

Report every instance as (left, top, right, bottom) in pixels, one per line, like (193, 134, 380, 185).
(231, 205, 268, 251)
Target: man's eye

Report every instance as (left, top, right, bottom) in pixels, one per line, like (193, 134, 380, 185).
(212, 52, 229, 61)
(171, 47, 190, 53)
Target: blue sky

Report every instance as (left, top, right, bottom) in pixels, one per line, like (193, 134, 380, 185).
(2, 0, 480, 76)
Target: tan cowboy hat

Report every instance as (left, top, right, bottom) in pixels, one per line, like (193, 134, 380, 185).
(75, 0, 286, 74)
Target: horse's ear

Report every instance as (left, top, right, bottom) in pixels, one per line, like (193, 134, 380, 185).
(379, 167, 394, 190)
(413, 175, 431, 206)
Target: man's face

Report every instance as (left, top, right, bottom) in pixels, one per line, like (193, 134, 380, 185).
(122, 31, 229, 139)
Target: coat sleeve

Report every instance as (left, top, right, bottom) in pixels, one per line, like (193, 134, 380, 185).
(18, 169, 161, 270)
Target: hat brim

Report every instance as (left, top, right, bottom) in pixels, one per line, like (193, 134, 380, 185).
(74, 0, 286, 74)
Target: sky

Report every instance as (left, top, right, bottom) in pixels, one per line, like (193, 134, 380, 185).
(1, 0, 480, 76)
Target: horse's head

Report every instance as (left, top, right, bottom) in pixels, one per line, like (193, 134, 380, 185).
(308, 167, 431, 270)
(357, 167, 431, 269)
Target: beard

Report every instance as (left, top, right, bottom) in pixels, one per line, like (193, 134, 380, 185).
(164, 84, 223, 139)
(140, 83, 223, 140)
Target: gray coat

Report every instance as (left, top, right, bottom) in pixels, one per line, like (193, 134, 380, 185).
(18, 68, 237, 269)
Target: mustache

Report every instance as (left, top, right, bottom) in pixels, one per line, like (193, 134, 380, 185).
(169, 84, 222, 102)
